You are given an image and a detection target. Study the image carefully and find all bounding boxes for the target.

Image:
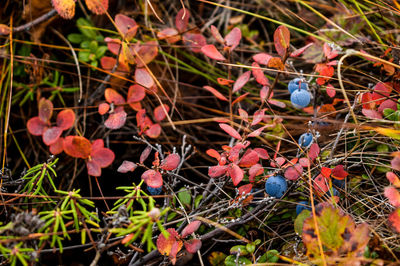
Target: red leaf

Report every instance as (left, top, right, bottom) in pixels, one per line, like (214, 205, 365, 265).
(210, 25, 225, 44)
(117, 160, 137, 173)
(248, 164, 263, 182)
(135, 68, 154, 88)
(157, 228, 183, 258)
(127, 84, 146, 103)
(252, 62, 269, 86)
(233, 71, 251, 93)
(228, 163, 244, 186)
(98, 103, 110, 115)
(181, 221, 201, 238)
(203, 86, 228, 101)
(252, 53, 272, 65)
(378, 99, 397, 114)
(228, 143, 246, 163)
(321, 167, 332, 178)
(157, 28, 180, 44)
(274, 25, 290, 57)
(140, 146, 152, 164)
(372, 82, 392, 105)
(142, 169, 163, 188)
(268, 99, 286, 108)
(105, 88, 125, 105)
(219, 123, 241, 140)
(154, 104, 170, 122)
(175, 8, 190, 32)
(251, 109, 265, 126)
(259, 86, 269, 102)
(208, 165, 228, 178)
(238, 184, 253, 195)
(314, 174, 329, 196)
(238, 149, 259, 167)
(290, 43, 313, 57)
(316, 65, 334, 85)
(271, 157, 285, 167)
(299, 157, 310, 167)
(232, 92, 250, 105)
(91, 148, 115, 167)
(385, 187, 400, 207)
(392, 156, 400, 171)
(224, 27, 241, 51)
(136, 41, 159, 67)
(85, 0, 108, 15)
(326, 84, 336, 98)
(105, 37, 122, 55)
(145, 123, 162, 138)
(63, 136, 92, 159)
(87, 160, 101, 176)
(217, 78, 234, 86)
(184, 239, 202, 254)
(323, 43, 339, 60)
(182, 33, 207, 53)
(38, 98, 53, 123)
(253, 148, 269, 159)
(309, 143, 320, 161)
(238, 109, 248, 123)
(362, 109, 383, 119)
(49, 137, 64, 155)
(115, 14, 138, 41)
(56, 109, 75, 130)
(388, 209, 400, 233)
(43, 127, 63, 146)
(51, 0, 75, 19)
(104, 110, 127, 129)
(161, 154, 180, 171)
(387, 172, 400, 188)
(206, 149, 221, 161)
(27, 116, 48, 136)
(331, 165, 348, 180)
(360, 92, 375, 109)
(284, 164, 303, 181)
(201, 45, 226, 61)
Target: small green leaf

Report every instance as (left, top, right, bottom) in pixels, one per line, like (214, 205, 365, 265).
(77, 18, 97, 39)
(95, 46, 108, 58)
(224, 255, 251, 266)
(89, 40, 98, 52)
(230, 245, 248, 255)
(194, 195, 203, 208)
(294, 209, 311, 235)
(246, 243, 255, 253)
(79, 51, 91, 62)
(377, 144, 389, 153)
(80, 40, 91, 49)
(258, 250, 279, 263)
(383, 108, 395, 120)
(68, 33, 84, 44)
(178, 188, 191, 207)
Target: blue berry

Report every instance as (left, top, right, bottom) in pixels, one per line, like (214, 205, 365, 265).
(296, 201, 311, 215)
(332, 187, 340, 197)
(332, 178, 345, 189)
(265, 175, 287, 198)
(291, 89, 310, 108)
(298, 133, 313, 147)
(288, 78, 308, 94)
(147, 186, 162, 195)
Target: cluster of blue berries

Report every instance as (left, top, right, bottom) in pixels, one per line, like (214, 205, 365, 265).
(147, 186, 162, 195)
(288, 78, 310, 108)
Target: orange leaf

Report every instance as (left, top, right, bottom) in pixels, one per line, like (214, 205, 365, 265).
(85, 0, 108, 15)
(203, 86, 228, 101)
(51, 0, 75, 19)
(273, 25, 290, 57)
(63, 136, 92, 159)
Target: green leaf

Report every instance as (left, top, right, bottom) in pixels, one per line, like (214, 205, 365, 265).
(230, 245, 248, 255)
(383, 108, 395, 120)
(377, 144, 389, 153)
(246, 243, 255, 253)
(80, 40, 91, 49)
(178, 188, 191, 207)
(95, 46, 108, 58)
(68, 33, 84, 44)
(224, 255, 251, 266)
(194, 195, 203, 208)
(208, 251, 227, 266)
(258, 250, 279, 263)
(294, 209, 311, 235)
(79, 51, 91, 62)
(89, 40, 98, 52)
(77, 18, 97, 39)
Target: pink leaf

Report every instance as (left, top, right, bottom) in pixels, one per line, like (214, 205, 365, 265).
(140, 146, 152, 164)
(43, 127, 63, 146)
(105, 37, 122, 55)
(49, 137, 64, 155)
(127, 84, 146, 103)
(224, 27, 241, 51)
(268, 99, 286, 108)
(372, 82, 392, 105)
(228, 163, 244, 186)
(210, 25, 225, 44)
(233, 71, 251, 93)
(299, 158, 310, 167)
(56, 109, 75, 130)
(284, 164, 303, 181)
(238, 149, 259, 167)
(323, 43, 339, 60)
(115, 14, 138, 41)
(251, 109, 265, 126)
(201, 45, 226, 61)
(314, 174, 329, 196)
(252, 53, 272, 65)
(362, 109, 383, 119)
(161, 154, 180, 171)
(38, 98, 53, 123)
(206, 149, 221, 161)
(378, 99, 397, 114)
(182, 33, 207, 53)
(157, 28, 180, 44)
(290, 43, 313, 57)
(85, 0, 108, 15)
(252, 62, 269, 86)
(175, 8, 190, 32)
(331, 165, 348, 180)
(385, 187, 400, 207)
(98, 103, 110, 115)
(87, 160, 101, 176)
(117, 160, 137, 173)
(145, 123, 162, 139)
(219, 123, 241, 140)
(208, 165, 228, 178)
(326, 84, 336, 98)
(254, 148, 269, 159)
(181, 221, 201, 238)
(248, 125, 271, 137)
(135, 68, 154, 88)
(27, 116, 48, 136)
(248, 163, 263, 182)
(274, 25, 290, 58)
(142, 169, 163, 188)
(238, 108, 248, 123)
(51, 0, 75, 19)
(91, 139, 104, 151)
(154, 104, 170, 122)
(136, 41, 159, 67)
(309, 143, 320, 161)
(104, 110, 127, 129)
(271, 157, 285, 167)
(184, 239, 202, 254)
(387, 172, 400, 188)
(203, 86, 228, 101)
(260, 86, 269, 102)
(91, 148, 115, 168)
(105, 88, 126, 105)
(392, 156, 400, 171)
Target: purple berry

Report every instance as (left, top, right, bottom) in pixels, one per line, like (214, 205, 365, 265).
(288, 78, 308, 94)
(291, 89, 310, 108)
(265, 175, 287, 198)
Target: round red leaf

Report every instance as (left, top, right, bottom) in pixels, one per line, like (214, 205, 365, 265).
(224, 27, 241, 51)
(27, 116, 48, 136)
(63, 135, 92, 159)
(115, 14, 138, 41)
(87, 160, 101, 176)
(284, 164, 303, 181)
(331, 165, 348, 180)
(127, 84, 146, 103)
(181, 221, 201, 238)
(145, 123, 162, 138)
(182, 33, 206, 53)
(56, 109, 75, 130)
(49, 137, 64, 155)
(98, 103, 110, 115)
(105, 88, 126, 105)
(156, 228, 183, 257)
(184, 239, 202, 254)
(238, 149, 259, 168)
(43, 127, 63, 146)
(91, 148, 115, 168)
(175, 8, 190, 32)
(228, 163, 244, 186)
(154, 104, 170, 122)
(104, 110, 127, 129)
(117, 160, 137, 173)
(219, 123, 241, 140)
(160, 154, 180, 171)
(142, 169, 163, 188)
(208, 165, 228, 178)
(135, 68, 154, 88)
